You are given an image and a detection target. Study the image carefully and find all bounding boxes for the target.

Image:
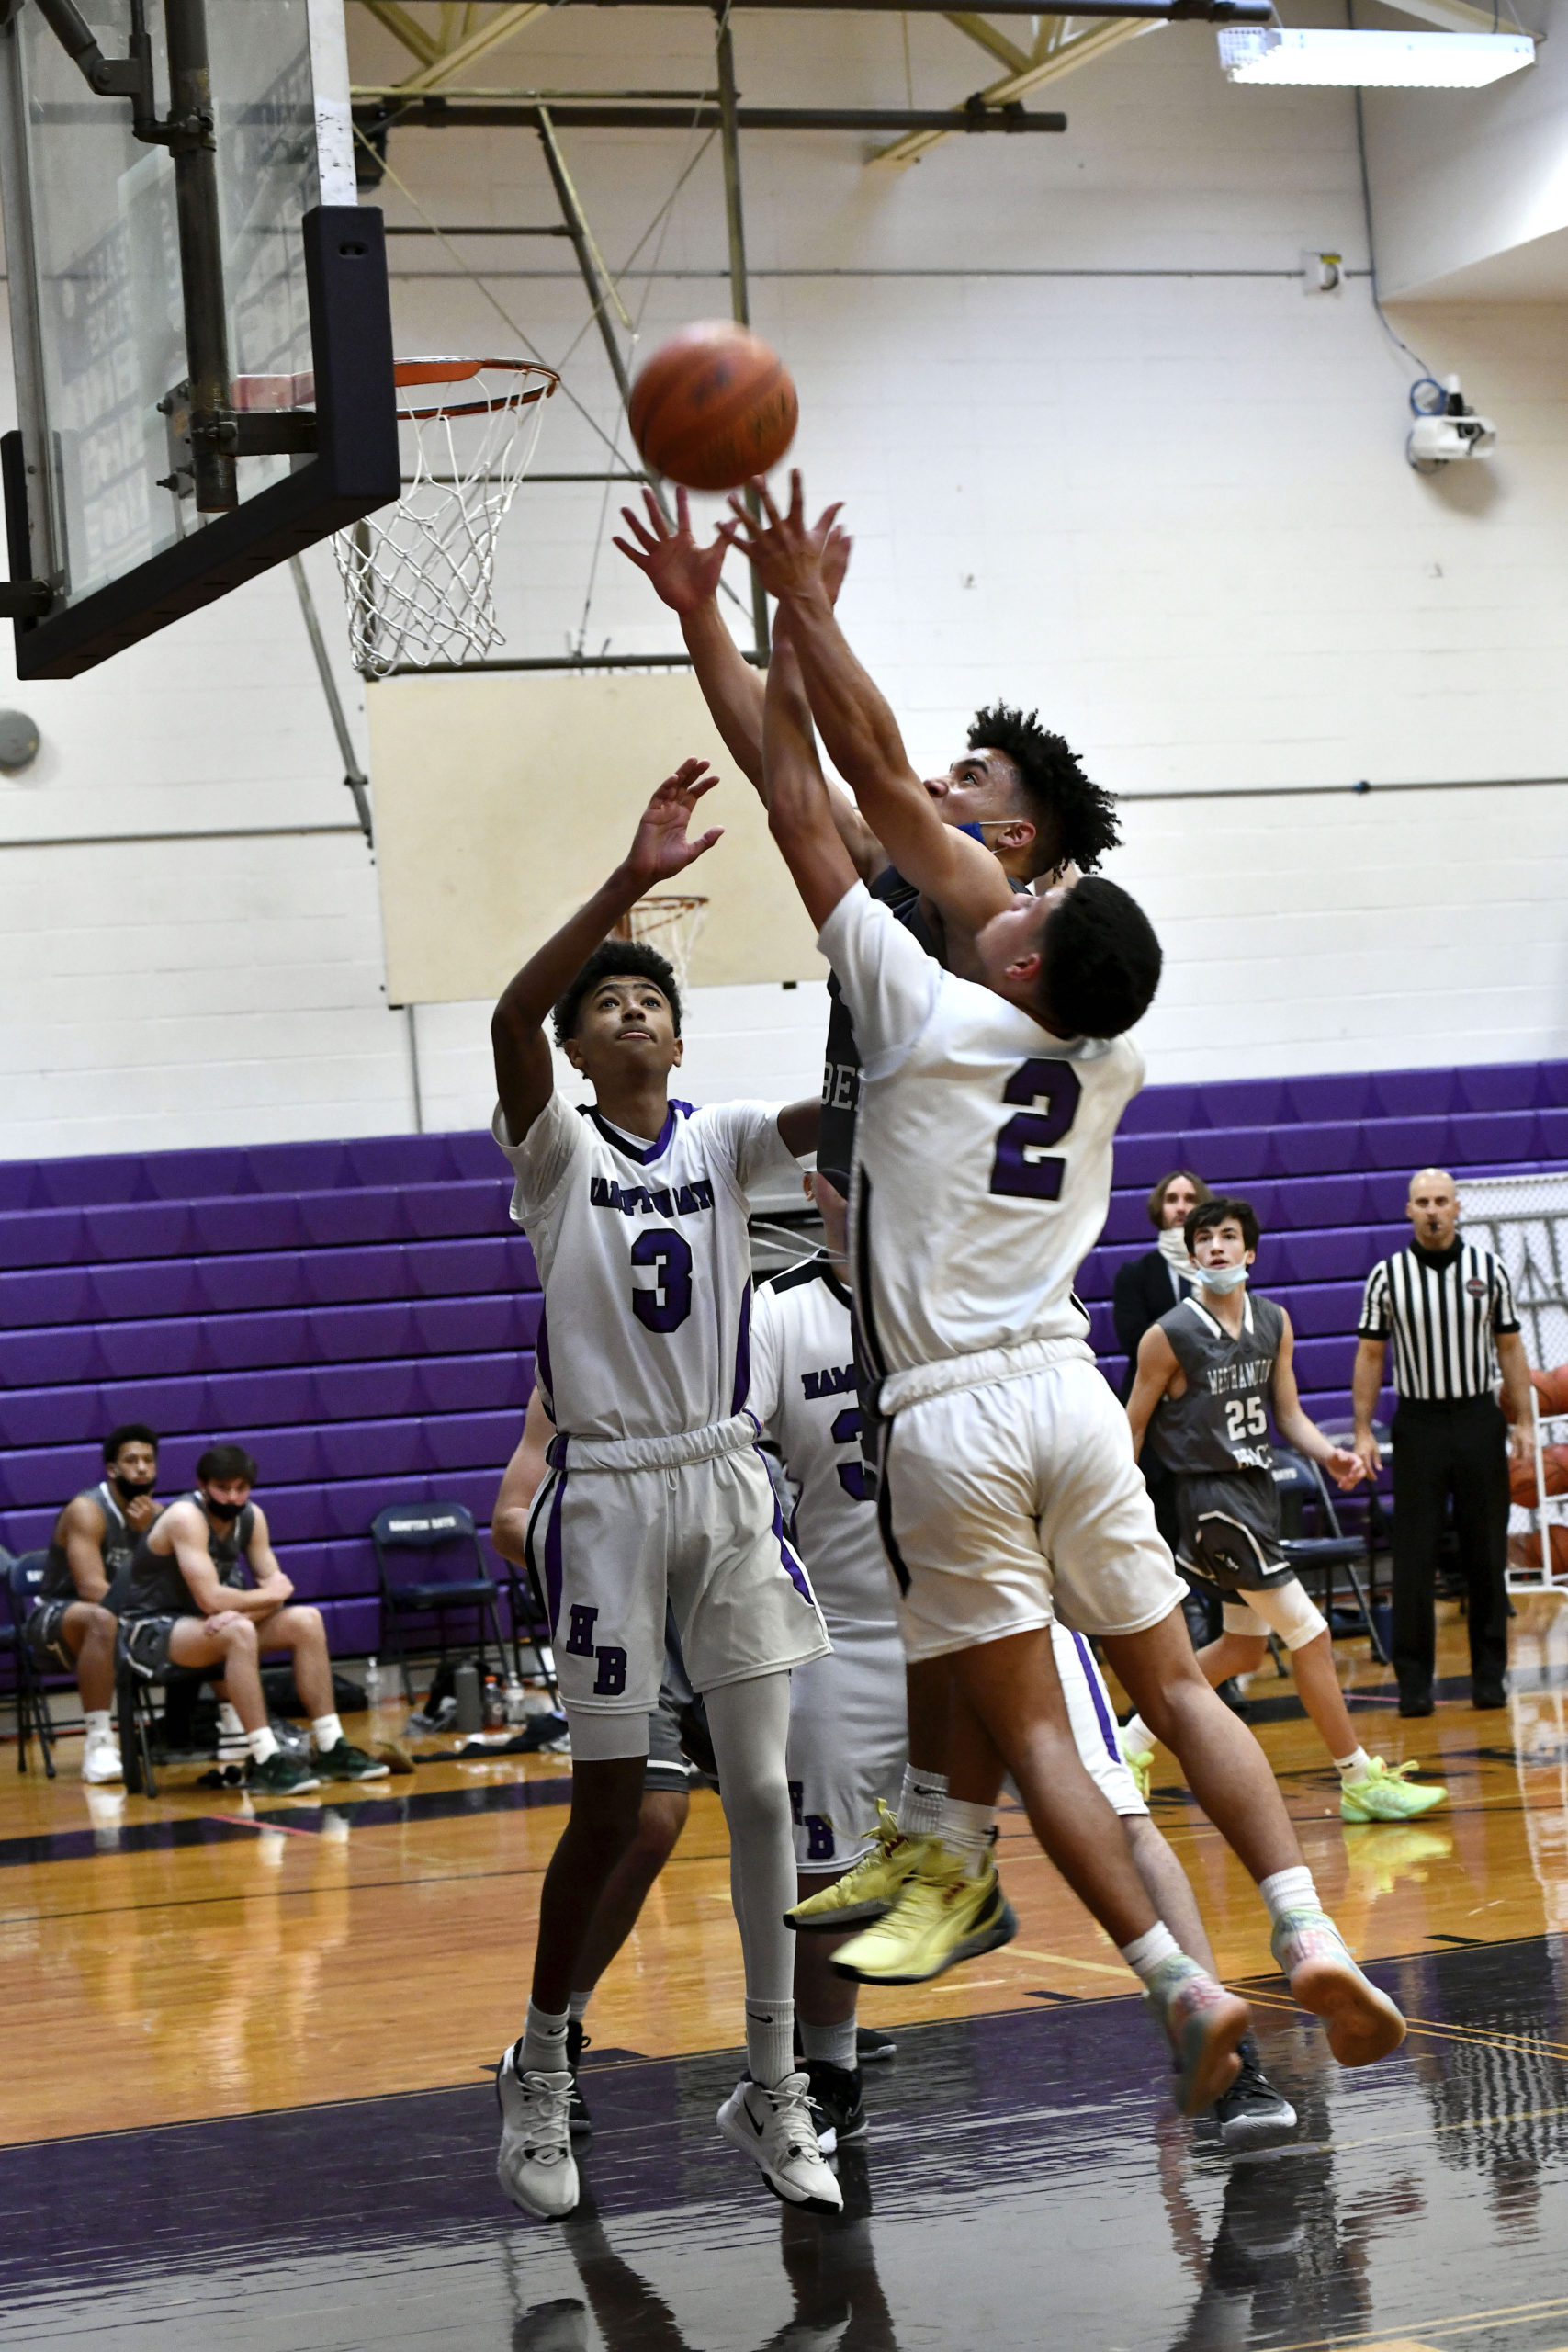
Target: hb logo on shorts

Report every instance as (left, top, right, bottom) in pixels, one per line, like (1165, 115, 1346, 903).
(788, 1781, 836, 1860)
(564, 1604, 628, 1698)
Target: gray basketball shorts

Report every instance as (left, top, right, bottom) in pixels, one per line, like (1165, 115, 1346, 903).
(1175, 1469, 1295, 1595)
(25, 1600, 76, 1673)
(118, 1613, 185, 1681)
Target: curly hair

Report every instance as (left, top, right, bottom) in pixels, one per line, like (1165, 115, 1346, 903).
(968, 704, 1121, 875)
(1037, 876, 1161, 1040)
(552, 939, 682, 1048)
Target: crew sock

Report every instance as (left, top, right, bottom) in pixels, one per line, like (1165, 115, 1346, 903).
(745, 1997, 796, 2090)
(936, 1795, 995, 1877)
(801, 2017, 859, 2072)
(247, 1724, 279, 1767)
(84, 1709, 112, 1744)
(1119, 1922, 1183, 1985)
(897, 1766, 947, 1840)
(569, 1990, 592, 2025)
(1335, 1746, 1372, 1780)
(519, 2000, 570, 2077)
(312, 1712, 344, 1754)
(1122, 1713, 1154, 1752)
(216, 1701, 247, 1760)
(1259, 1865, 1319, 1924)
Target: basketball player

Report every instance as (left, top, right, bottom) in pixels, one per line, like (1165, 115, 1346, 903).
(764, 1173, 1296, 2146)
(489, 761, 839, 2222)
(118, 1443, 389, 1796)
(1124, 1197, 1448, 1826)
(491, 1389, 701, 2137)
(734, 473, 1406, 2093)
(28, 1422, 161, 1783)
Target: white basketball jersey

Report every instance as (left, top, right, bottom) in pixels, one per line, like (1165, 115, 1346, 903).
(749, 1261, 898, 1636)
(818, 882, 1143, 1388)
(493, 1093, 798, 1443)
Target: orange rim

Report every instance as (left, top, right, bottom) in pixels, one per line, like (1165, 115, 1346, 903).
(391, 356, 560, 420)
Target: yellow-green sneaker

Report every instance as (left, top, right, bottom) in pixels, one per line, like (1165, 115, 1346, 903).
(830, 1846, 1017, 1985)
(784, 1798, 927, 1933)
(1119, 1724, 1154, 1804)
(1339, 1757, 1448, 1825)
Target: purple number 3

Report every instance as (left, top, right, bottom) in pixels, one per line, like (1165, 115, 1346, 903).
(988, 1058, 1082, 1201)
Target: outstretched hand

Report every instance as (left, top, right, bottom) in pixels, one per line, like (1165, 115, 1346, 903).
(613, 487, 728, 616)
(723, 470, 843, 603)
(626, 758, 725, 887)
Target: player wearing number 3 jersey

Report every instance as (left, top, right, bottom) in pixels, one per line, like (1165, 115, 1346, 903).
(489, 760, 837, 2228)
(731, 469, 1406, 2110)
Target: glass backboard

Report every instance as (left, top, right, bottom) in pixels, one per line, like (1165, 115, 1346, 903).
(0, 0, 397, 676)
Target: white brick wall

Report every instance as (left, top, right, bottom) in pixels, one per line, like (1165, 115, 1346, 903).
(2, 15, 1565, 1160)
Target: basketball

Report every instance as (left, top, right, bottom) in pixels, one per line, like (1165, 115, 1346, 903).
(628, 322, 798, 493)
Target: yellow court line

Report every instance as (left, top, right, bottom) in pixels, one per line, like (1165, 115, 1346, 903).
(1008, 1946, 1132, 1980)
(1244, 1986, 1568, 2064)
(1264, 2295, 1568, 2352)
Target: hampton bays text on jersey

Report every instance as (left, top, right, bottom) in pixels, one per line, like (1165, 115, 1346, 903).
(1201, 1358, 1274, 1396)
(589, 1175, 716, 1218)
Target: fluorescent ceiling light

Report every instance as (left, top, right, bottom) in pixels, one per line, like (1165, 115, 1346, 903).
(1218, 26, 1535, 85)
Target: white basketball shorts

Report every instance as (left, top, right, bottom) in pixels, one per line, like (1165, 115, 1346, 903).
(881, 1356, 1187, 1663)
(1053, 1623, 1146, 1818)
(786, 1620, 908, 1874)
(526, 1427, 829, 1759)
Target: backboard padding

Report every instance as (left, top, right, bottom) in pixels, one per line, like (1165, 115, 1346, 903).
(369, 670, 827, 1003)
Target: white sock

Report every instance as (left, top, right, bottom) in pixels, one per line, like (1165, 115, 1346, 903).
(519, 1999, 570, 2077)
(936, 1796, 995, 1876)
(568, 1990, 592, 2024)
(1259, 1865, 1319, 1924)
(84, 1710, 112, 1743)
(1122, 1713, 1154, 1752)
(248, 1724, 279, 1767)
(312, 1713, 344, 1754)
(746, 1997, 796, 2089)
(1335, 1746, 1371, 1779)
(800, 2017, 858, 2072)
(1119, 1922, 1183, 1984)
(898, 1766, 948, 1839)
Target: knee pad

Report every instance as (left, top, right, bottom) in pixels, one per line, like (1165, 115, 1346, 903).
(1238, 1578, 1328, 1653)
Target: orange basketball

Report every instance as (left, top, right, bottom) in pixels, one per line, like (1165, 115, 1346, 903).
(628, 322, 797, 493)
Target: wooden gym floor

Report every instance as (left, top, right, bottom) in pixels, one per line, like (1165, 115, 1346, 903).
(3, 1594, 1566, 2352)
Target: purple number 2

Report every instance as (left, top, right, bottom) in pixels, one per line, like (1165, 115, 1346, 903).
(988, 1058, 1082, 1201)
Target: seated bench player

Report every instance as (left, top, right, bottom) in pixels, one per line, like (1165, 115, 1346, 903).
(489, 760, 836, 2223)
(118, 1443, 389, 1796)
(29, 1422, 163, 1783)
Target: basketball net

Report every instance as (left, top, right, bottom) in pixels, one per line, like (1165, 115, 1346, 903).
(612, 896, 710, 991)
(335, 358, 558, 678)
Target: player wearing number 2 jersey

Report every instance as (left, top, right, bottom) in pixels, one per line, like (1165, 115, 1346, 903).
(732, 469, 1405, 2109)
(489, 760, 837, 2228)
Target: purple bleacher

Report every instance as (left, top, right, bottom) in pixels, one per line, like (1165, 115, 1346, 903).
(0, 1069, 1560, 1682)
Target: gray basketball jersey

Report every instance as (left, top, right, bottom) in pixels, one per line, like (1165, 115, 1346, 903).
(1150, 1293, 1286, 1476)
(122, 1496, 254, 1618)
(42, 1481, 136, 1603)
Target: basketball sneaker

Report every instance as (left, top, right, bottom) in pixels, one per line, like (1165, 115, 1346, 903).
(1270, 1907, 1405, 2066)
(1339, 1757, 1447, 1824)
(82, 1734, 123, 1785)
(1144, 1955, 1250, 2116)
(716, 2072, 842, 2213)
(1211, 2035, 1297, 2147)
(830, 1846, 1016, 1985)
(1119, 1724, 1154, 1804)
(856, 2026, 897, 2064)
(804, 2058, 866, 2144)
(784, 1800, 927, 1932)
(315, 1738, 390, 1781)
(249, 1750, 321, 1796)
(496, 2043, 579, 2219)
(564, 2019, 592, 2138)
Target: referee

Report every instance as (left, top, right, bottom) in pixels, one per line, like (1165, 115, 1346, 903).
(1351, 1167, 1534, 1717)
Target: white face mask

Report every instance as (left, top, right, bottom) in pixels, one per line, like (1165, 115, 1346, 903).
(1196, 1258, 1249, 1296)
(1158, 1227, 1194, 1272)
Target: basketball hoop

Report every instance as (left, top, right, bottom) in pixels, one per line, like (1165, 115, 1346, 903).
(334, 357, 558, 678)
(612, 896, 710, 991)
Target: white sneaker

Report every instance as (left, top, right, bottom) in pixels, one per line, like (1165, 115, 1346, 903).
(717, 2071, 843, 2213)
(82, 1736, 123, 1785)
(495, 2045, 579, 2219)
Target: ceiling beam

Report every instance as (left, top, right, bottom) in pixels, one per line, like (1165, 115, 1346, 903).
(355, 96, 1070, 127)
(358, 0, 442, 67)
(944, 11, 1033, 73)
(392, 2, 552, 93)
(873, 14, 1153, 168)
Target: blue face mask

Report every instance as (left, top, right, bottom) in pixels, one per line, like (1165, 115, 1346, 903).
(955, 821, 987, 842)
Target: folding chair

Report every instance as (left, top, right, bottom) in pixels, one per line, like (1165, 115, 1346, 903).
(3, 1553, 58, 1778)
(1272, 1445, 1389, 1666)
(371, 1501, 513, 1695)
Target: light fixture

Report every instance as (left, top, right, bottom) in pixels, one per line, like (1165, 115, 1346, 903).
(1218, 27, 1535, 86)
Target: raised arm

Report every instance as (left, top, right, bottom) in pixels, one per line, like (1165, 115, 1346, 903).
(762, 611, 861, 933)
(1125, 1322, 1179, 1461)
(1270, 1314, 1364, 1490)
(728, 474, 1012, 933)
(615, 487, 884, 875)
(491, 759, 724, 1140)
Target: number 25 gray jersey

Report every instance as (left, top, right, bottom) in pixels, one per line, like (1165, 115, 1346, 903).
(1149, 1292, 1287, 1476)
(493, 1094, 800, 1444)
(818, 883, 1143, 1401)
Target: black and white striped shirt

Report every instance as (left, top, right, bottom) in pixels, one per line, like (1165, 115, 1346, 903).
(1358, 1238, 1519, 1402)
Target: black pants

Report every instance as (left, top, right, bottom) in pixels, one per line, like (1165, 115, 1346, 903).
(1391, 1396, 1510, 1699)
